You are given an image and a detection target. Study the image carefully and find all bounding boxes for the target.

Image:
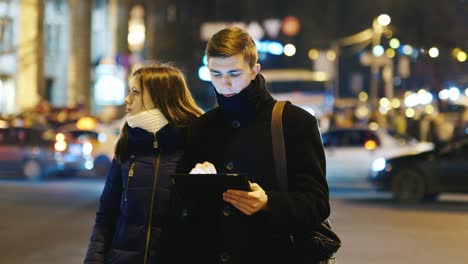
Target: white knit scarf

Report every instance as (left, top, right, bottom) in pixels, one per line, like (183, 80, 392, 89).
(125, 108, 169, 135)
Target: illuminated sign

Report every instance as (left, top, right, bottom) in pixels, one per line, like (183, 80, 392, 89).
(94, 64, 126, 105)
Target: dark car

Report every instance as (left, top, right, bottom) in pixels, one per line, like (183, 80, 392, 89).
(322, 128, 433, 186)
(0, 127, 58, 180)
(0, 126, 93, 181)
(370, 137, 468, 202)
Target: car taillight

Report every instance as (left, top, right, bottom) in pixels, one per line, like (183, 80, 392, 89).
(364, 140, 377, 150)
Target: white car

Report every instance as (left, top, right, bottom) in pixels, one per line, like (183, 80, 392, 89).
(321, 128, 433, 187)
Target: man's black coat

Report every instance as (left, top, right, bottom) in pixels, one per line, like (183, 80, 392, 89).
(170, 75, 330, 264)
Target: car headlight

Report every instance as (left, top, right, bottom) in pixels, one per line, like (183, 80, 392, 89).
(371, 157, 387, 172)
(54, 140, 67, 152)
(98, 133, 107, 143)
(82, 142, 93, 155)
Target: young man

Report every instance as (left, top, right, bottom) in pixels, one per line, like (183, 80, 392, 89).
(172, 27, 330, 263)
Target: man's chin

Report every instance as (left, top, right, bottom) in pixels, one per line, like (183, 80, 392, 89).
(223, 93, 236, 97)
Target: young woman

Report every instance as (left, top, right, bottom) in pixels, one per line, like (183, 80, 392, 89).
(84, 64, 203, 264)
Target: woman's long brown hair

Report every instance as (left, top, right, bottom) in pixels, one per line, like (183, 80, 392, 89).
(115, 63, 203, 162)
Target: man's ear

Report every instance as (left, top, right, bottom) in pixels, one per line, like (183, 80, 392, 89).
(251, 63, 261, 80)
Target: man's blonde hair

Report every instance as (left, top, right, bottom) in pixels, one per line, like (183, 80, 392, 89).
(205, 27, 258, 68)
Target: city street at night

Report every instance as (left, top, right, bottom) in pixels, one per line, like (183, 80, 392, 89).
(1, 178, 467, 264)
(1, 0, 467, 263)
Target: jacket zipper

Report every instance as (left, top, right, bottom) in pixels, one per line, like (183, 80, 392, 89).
(144, 135, 161, 264)
(124, 155, 135, 202)
(153, 132, 158, 149)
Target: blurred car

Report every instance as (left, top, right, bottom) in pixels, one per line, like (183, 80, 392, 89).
(370, 137, 468, 202)
(322, 128, 433, 187)
(54, 131, 94, 174)
(0, 126, 91, 180)
(57, 117, 120, 176)
(0, 127, 57, 180)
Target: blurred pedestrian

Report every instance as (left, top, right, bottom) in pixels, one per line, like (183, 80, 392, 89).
(453, 109, 468, 139)
(393, 109, 407, 137)
(435, 113, 454, 143)
(84, 64, 203, 264)
(419, 114, 432, 142)
(169, 27, 331, 263)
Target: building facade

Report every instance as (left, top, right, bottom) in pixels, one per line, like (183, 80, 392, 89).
(0, 0, 116, 116)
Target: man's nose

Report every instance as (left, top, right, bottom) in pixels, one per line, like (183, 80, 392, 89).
(221, 76, 231, 86)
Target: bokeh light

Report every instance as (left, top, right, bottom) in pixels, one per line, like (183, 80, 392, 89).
(283, 44, 296, 56)
(389, 38, 400, 49)
(308, 49, 319, 60)
(428, 47, 439, 58)
(377, 14, 391, 26)
(358, 91, 368, 102)
(385, 48, 395, 58)
(457, 51, 467, 62)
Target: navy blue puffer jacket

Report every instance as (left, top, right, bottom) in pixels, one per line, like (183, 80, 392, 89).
(84, 124, 184, 264)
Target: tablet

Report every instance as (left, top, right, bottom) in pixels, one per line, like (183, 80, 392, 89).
(171, 173, 250, 205)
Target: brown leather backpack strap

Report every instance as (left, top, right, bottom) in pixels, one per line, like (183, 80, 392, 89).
(271, 101, 288, 192)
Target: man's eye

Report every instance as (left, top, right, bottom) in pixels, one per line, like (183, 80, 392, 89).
(211, 73, 221, 78)
(230, 73, 240, 77)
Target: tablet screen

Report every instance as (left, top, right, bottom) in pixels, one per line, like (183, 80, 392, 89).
(171, 173, 250, 206)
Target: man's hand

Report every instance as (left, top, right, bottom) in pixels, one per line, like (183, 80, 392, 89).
(223, 181, 268, 215)
(190, 161, 217, 174)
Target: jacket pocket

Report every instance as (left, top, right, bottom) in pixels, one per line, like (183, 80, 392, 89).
(124, 156, 136, 202)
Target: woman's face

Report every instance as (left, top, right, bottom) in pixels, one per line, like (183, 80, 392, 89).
(125, 76, 156, 115)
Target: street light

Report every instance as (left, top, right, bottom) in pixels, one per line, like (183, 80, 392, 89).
(370, 14, 392, 110)
(332, 14, 392, 108)
(377, 14, 391, 27)
(283, 44, 296, 56)
(428, 47, 439, 58)
(128, 5, 146, 53)
(389, 38, 400, 49)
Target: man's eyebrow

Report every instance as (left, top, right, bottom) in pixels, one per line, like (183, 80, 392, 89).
(209, 69, 243, 73)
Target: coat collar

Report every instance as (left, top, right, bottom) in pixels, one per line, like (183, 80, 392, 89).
(126, 124, 183, 155)
(214, 74, 275, 118)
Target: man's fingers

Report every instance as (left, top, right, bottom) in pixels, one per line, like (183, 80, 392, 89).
(224, 196, 254, 215)
(249, 182, 260, 190)
(189, 167, 204, 174)
(234, 203, 254, 215)
(190, 163, 213, 174)
(224, 191, 254, 202)
(189, 162, 217, 174)
(223, 182, 268, 215)
(226, 189, 261, 201)
(224, 194, 257, 210)
(202, 161, 217, 173)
